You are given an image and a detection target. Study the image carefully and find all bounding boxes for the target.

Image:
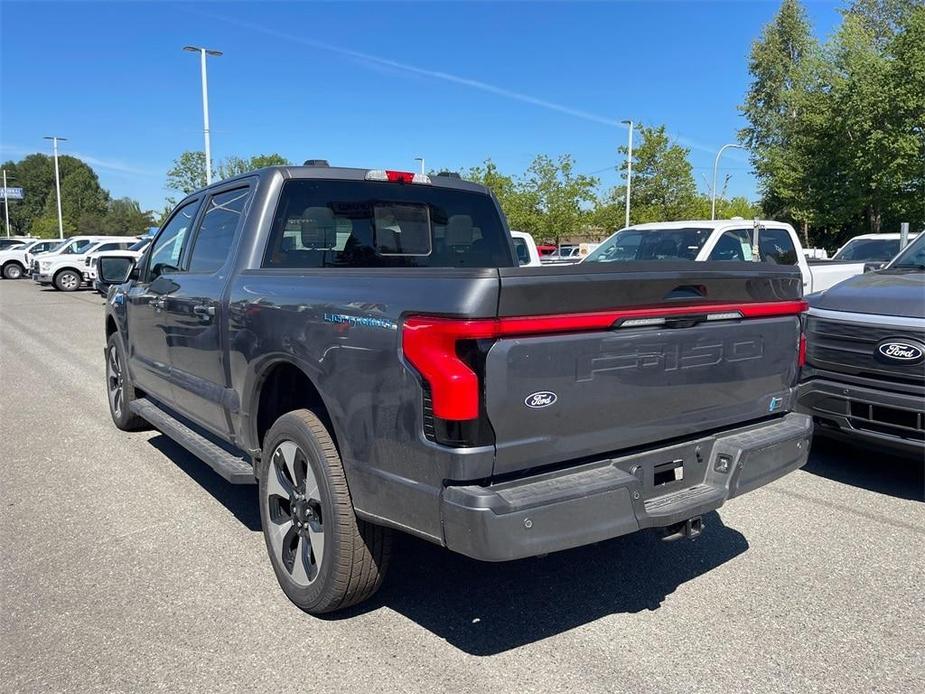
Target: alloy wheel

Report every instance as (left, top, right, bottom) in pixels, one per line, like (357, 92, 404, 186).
(264, 441, 325, 586)
(107, 344, 123, 418)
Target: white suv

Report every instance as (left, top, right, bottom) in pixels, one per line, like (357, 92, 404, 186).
(32, 236, 138, 291)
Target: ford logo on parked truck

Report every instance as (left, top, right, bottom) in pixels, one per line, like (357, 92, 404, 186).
(875, 339, 925, 364)
(524, 391, 558, 408)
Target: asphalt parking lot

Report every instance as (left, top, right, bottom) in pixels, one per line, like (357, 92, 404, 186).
(1, 279, 922, 694)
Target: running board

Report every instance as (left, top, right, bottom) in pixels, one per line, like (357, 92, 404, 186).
(129, 398, 255, 484)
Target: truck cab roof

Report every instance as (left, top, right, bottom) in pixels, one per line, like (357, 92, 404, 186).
(192, 164, 492, 199)
(624, 219, 793, 232)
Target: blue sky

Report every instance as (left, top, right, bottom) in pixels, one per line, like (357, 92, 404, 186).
(1, 1, 844, 212)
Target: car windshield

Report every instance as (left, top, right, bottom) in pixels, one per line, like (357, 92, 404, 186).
(889, 234, 925, 269)
(833, 238, 903, 262)
(584, 228, 713, 263)
(129, 239, 150, 252)
(60, 239, 96, 255)
(44, 241, 66, 253)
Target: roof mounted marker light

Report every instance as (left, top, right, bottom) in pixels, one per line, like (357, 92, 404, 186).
(365, 169, 432, 184)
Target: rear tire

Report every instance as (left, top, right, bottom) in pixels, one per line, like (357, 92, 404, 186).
(54, 269, 82, 292)
(258, 409, 391, 614)
(105, 333, 147, 431)
(2, 262, 24, 280)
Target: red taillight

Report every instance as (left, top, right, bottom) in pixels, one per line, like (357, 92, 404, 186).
(798, 333, 807, 367)
(402, 317, 497, 420)
(386, 170, 415, 183)
(402, 300, 808, 422)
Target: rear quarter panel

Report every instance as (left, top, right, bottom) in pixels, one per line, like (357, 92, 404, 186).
(226, 268, 500, 540)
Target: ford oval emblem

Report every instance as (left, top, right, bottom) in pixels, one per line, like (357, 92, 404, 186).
(525, 391, 558, 409)
(875, 339, 925, 365)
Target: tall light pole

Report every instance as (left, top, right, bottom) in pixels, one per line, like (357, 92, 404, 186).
(414, 157, 425, 175)
(621, 120, 633, 228)
(711, 143, 745, 220)
(183, 45, 223, 185)
(44, 136, 67, 239)
(2, 169, 11, 237)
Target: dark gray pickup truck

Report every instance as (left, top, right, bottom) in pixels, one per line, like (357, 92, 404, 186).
(799, 232, 925, 456)
(99, 163, 811, 613)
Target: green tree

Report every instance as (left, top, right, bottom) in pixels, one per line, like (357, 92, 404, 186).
(1, 153, 55, 235)
(524, 154, 598, 245)
(46, 159, 110, 233)
(739, 0, 818, 239)
(218, 153, 290, 179)
(101, 198, 156, 235)
(167, 151, 292, 196)
(620, 124, 698, 223)
(465, 159, 540, 233)
(845, 0, 917, 45)
(166, 151, 210, 195)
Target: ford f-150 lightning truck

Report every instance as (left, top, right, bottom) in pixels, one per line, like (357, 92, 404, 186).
(99, 164, 812, 614)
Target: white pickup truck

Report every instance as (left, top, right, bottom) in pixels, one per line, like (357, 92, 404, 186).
(0, 239, 62, 279)
(32, 236, 138, 291)
(583, 220, 873, 294)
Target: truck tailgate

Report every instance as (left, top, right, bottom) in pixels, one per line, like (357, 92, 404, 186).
(485, 316, 800, 474)
(486, 263, 804, 476)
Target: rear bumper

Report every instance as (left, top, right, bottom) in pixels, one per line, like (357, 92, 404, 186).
(797, 379, 924, 457)
(441, 413, 812, 561)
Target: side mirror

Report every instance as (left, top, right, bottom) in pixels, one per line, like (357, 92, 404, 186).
(98, 256, 137, 284)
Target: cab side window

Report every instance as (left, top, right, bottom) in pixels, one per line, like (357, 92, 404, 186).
(146, 200, 200, 281)
(760, 228, 798, 265)
(708, 229, 752, 261)
(186, 187, 251, 274)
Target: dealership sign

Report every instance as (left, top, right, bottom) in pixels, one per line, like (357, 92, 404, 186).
(0, 187, 23, 200)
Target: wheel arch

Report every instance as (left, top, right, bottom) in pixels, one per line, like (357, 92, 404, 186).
(52, 265, 82, 283)
(249, 359, 340, 458)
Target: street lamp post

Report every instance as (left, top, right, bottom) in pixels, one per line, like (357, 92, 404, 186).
(2, 169, 11, 237)
(183, 46, 223, 186)
(414, 157, 425, 175)
(711, 143, 745, 220)
(621, 120, 633, 228)
(43, 136, 67, 239)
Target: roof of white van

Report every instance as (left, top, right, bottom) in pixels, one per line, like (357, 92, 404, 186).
(626, 219, 790, 231)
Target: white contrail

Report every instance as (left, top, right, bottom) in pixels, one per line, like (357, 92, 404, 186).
(192, 10, 722, 154)
(190, 9, 629, 130)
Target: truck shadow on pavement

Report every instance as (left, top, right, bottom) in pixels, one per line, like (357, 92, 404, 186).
(803, 438, 923, 502)
(147, 434, 262, 530)
(146, 433, 749, 655)
(342, 514, 748, 655)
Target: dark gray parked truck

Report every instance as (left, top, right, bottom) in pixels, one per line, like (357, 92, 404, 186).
(99, 164, 812, 613)
(798, 233, 925, 456)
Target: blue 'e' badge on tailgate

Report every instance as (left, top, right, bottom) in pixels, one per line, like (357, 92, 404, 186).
(768, 396, 783, 412)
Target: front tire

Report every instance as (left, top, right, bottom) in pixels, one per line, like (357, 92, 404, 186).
(2, 262, 24, 280)
(105, 333, 147, 431)
(258, 409, 391, 614)
(54, 269, 82, 292)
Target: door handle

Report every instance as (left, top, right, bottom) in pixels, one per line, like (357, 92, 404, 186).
(192, 304, 215, 319)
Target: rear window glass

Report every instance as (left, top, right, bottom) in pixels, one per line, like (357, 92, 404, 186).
(834, 238, 901, 262)
(585, 228, 712, 263)
(262, 180, 513, 268)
